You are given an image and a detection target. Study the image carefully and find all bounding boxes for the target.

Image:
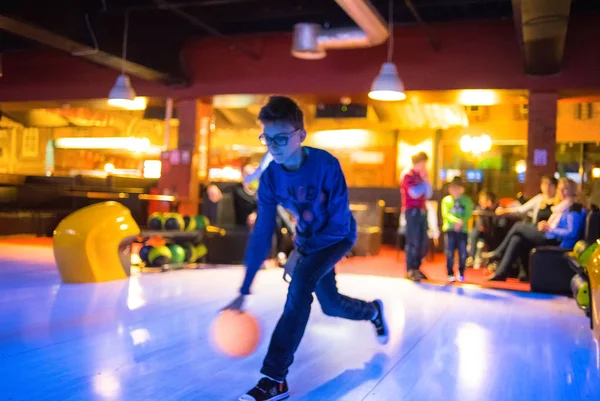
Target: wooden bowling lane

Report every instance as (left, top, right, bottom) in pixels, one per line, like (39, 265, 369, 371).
(0, 243, 599, 400)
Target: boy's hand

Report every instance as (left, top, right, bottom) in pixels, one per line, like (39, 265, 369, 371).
(246, 212, 257, 226)
(454, 220, 463, 230)
(283, 250, 302, 283)
(222, 294, 246, 311)
(495, 207, 505, 216)
(243, 169, 262, 185)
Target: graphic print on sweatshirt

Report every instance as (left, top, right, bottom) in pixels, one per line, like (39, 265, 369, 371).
(252, 147, 356, 257)
(282, 184, 329, 239)
(451, 199, 466, 216)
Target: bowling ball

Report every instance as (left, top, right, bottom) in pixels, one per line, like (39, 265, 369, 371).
(167, 244, 186, 264)
(147, 212, 165, 230)
(195, 215, 210, 230)
(573, 240, 588, 258)
(210, 310, 261, 358)
(147, 245, 172, 267)
(579, 242, 598, 267)
(138, 245, 153, 263)
(183, 215, 197, 232)
(164, 213, 185, 231)
(571, 273, 590, 310)
(195, 243, 208, 260)
(183, 242, 198, 263)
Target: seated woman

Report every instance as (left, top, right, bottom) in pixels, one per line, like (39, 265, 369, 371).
(482, 178, 585, 281)
(496, 175, 557, 224)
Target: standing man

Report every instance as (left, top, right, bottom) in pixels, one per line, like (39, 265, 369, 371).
(401, 152, 432, 281)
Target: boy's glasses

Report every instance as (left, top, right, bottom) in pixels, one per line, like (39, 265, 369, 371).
(258, 129, 300, 147)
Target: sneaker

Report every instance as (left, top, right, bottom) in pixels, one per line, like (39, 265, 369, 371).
(239, 377, 289, 401)
(457, 274, 465, 282)
(371, 299, 389, 345)
(447, 275, 456, 282)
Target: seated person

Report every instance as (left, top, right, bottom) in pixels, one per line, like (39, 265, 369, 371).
(207, 162, 295, 262)
(496, 175, 557, 224)
(207, 164, 258, 227)
(467, 189, 498, 267)
(482, 178, 585, 281)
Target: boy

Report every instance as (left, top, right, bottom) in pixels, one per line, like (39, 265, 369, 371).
(223, 96, 389, 401)
(400, 152, 432, 281)
(467, 190, 497, 268)
(441, 177, 473, 282)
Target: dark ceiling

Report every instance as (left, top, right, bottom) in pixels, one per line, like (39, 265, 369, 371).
(0, 0, 598, 81)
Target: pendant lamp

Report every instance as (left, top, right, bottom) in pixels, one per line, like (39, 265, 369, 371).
(108, 12, 136, 107)
(368, 0, 406, 101)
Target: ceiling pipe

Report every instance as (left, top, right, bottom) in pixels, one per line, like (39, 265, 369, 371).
(153, 0, 261, 60)
(292, 0, 389, 60)
(0, 15, 168, 81)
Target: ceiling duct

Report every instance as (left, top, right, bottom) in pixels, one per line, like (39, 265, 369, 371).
(292, 0, 389, 60)
(514, 0, 572, 75)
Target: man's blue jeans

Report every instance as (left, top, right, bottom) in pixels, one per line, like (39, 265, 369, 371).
(405, 208, 428, 271)
(261, 238, 376, 381)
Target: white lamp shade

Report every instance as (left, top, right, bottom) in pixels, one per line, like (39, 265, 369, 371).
(108, 74, 136, 105)
(368, 62, 406, 101)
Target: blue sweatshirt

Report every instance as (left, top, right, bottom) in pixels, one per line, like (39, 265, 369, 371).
(240, 147, 357, 294)
(545, 204, 585, 249)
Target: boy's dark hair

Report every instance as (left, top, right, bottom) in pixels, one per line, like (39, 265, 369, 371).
(479, 189, 496, 203)
(411, 151, 429, 164)
(258, 96, 304, 130)
(449, 176, 464, 187)
(541, 175, 558, 187)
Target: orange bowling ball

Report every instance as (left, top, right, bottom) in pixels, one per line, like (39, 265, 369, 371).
(210, 310, 261, 358)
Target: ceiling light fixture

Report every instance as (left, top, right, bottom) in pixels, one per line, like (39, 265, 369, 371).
(108, 11, 137, 108)
(368, 0, 406, 102)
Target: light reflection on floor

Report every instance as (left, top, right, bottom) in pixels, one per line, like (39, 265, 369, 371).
(0, 243, 599, 401)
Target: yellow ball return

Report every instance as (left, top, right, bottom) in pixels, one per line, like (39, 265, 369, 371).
(587, 246, 600, 340)
(53, 201, 227, 283)
(53, 202, 141, 283)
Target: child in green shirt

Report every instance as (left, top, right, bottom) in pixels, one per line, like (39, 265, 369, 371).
(441, 177, 473, 282)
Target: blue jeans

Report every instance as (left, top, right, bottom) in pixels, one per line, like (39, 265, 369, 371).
(261, 238, 376, 381)
(405, 208, 428, 271)
(445, 231, 468, 275)
(494, 222, 556, 276)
